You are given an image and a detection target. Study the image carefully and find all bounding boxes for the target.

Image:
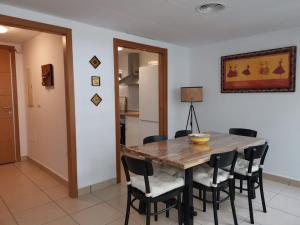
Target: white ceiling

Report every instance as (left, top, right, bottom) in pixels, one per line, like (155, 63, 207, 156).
(0, 26, 40, 44)
(1, 0, 300, 46)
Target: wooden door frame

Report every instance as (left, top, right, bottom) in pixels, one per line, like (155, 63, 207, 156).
(113, 38, 168, 183)
(0, 14, 78, 197)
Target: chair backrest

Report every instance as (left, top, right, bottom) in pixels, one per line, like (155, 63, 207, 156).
(244, 143, 269, 174)
(175, 130, 192, 139)
(121, 155, 153, 194)
(229, 128, 257, 137)
(208, 150, 238, 186)
(143, 135, 167, 145)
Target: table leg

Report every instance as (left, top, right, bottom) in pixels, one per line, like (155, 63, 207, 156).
(183, 168, 194, 225)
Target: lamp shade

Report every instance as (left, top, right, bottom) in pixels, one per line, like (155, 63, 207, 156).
(181, 87, 203, 102)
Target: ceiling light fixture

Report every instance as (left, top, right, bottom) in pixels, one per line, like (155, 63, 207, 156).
(195, 3, 225, 14)
(118, 47, 124, 51)
(0, 25, 8, 33)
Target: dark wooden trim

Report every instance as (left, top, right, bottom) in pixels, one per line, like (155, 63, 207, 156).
(113, 38, 168, 183)
(0, 14, 78, 198)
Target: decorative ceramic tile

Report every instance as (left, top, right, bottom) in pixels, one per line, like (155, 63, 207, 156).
(91, 93, 102, 106)
(91, 76, 101, 86)
(89, 56, 101, 69)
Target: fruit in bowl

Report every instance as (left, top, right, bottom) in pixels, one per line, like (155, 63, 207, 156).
(189, 133, 210, 145)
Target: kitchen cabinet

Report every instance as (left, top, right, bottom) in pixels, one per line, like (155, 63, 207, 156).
(125, 116, 140, 146)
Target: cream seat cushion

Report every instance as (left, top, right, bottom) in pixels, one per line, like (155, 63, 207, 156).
(131, 172, 184, 198)
(193, 164, 230, 187)
(234, 158, 260, 176)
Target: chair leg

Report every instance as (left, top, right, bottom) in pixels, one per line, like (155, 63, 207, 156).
(247, 178, 254, 224)
(166, 202, 170, 218)
(259, 171, 267, 213)
(203, 190, 206, 212)
(212, 189, 219, 225)
(199, 189, 202, 200)
(154, 202, 158, 221)
(177, 193, 183, 225)
(230, 181, 238, 225)
(146, 199, 151, 225)
(240, 180, 243, 193)
(217, 190, 220, 210)
(125, 189, 131, 225)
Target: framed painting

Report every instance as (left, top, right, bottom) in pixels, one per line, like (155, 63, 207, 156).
(221, 46, 297, 93)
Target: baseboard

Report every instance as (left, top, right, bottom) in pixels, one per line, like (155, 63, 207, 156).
(264, 172, 300, 188)
(27, 157, 68, 187)
(78, 178, 117, 196)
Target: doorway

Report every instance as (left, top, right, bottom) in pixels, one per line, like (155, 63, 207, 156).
(113, 38, 168, 183)
(0, 15, 78, 197)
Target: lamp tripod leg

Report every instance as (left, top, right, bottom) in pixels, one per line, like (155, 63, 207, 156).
(185, 106, 192, 131)
(191, 104, 200, 133)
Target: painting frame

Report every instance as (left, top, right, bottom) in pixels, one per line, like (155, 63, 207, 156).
(91, 76, 101, 86)
(221, 46, 297, 93)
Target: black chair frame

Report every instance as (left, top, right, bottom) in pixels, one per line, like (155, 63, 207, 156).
(121, 155, 184, 225)
(234, 143, 269, 224)
(229, 128, 257, 138)
(193, 151, 239, 225)
(143, 135, 167, 145)
(175, 130, 192, 139)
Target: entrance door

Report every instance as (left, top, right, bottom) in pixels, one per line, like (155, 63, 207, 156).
(0, 48, 16, 164)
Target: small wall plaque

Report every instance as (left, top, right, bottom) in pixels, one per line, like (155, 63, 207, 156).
(91, 76, 101, 86)
(41, 64, 54, 87)
(89, 56, 101, 69)
(91, 93, 102, 106)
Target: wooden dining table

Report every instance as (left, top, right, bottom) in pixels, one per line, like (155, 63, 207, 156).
(124, 132, 266, 225)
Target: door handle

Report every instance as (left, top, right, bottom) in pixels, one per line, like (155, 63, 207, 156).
(2, 107, 12, 114)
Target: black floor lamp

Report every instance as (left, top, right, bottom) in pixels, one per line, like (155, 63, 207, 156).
(181, 87, 203, 133)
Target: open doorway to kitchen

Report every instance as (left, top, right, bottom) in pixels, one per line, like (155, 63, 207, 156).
(0, 15, 78, 198)
(113, 38, 168, 183)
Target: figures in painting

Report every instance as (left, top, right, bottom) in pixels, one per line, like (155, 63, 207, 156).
(242, 64, 251, 75)
(259, 61, 270, 75)
(227, 64, 238, 77)
(273, 59, 285, 75)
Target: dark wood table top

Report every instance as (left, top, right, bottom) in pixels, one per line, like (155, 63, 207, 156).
(124, 132, 265, 170)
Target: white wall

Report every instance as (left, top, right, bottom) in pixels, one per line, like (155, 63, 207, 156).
(0, 4, 190, 188)
(190, 27, 300, 181)
(22, 33, 68, 180)
(0, 42, 28, 157)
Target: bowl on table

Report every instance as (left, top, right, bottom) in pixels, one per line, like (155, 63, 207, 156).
(189, 133, 210, 145)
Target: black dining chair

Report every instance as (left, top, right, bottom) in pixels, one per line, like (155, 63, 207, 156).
(229, 128, 257, 138)
(121, 155, 184, 225)
(229, 128, 257, 193)
(233, 143, 269, 224)
(143, 135, 167, 145)
(174, 130, 192, 139)
(193, 150, 238, 225)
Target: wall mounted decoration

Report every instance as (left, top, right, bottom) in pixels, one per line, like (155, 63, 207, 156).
(91, 76, 101, 86)
(89, 56, 101, 69)
(221, 46, 296, 93)
(91, 93, 102, 106)
(41, 64, 54, 87)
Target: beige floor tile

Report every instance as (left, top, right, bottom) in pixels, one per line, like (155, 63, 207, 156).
(106, 194, 128, 214)
(0, 200, 17, 225)
(56, 194, 102, 214)
(71, 203, 122, 225)
(263, 179, 288, 194)
(29, 172, 61, 190)
(44, 184, 69, 200)
(280, 184, 300, 201)
(107, 216, 142, 225)
(2, 189, 51, 213)
(268, 194, 300, 217)
(44, 216, 78, 225)
(14, 202, 66, 225)
(92, 184, 127, 201)
(14, 161, 41, 175)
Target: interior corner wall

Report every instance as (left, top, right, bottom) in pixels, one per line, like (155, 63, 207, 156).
(22, 33, 68, 180)
(0, 42, 28, 157)
(189, 27, 300, 181)
(0, 4, 190, 188)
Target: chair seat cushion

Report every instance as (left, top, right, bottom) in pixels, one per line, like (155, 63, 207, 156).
(234, 158, 260, 176)
(193, 164, 230, 187)
(131, 172, 184, 198)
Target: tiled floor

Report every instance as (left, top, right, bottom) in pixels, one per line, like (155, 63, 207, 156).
(1, 161, 300, 225)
